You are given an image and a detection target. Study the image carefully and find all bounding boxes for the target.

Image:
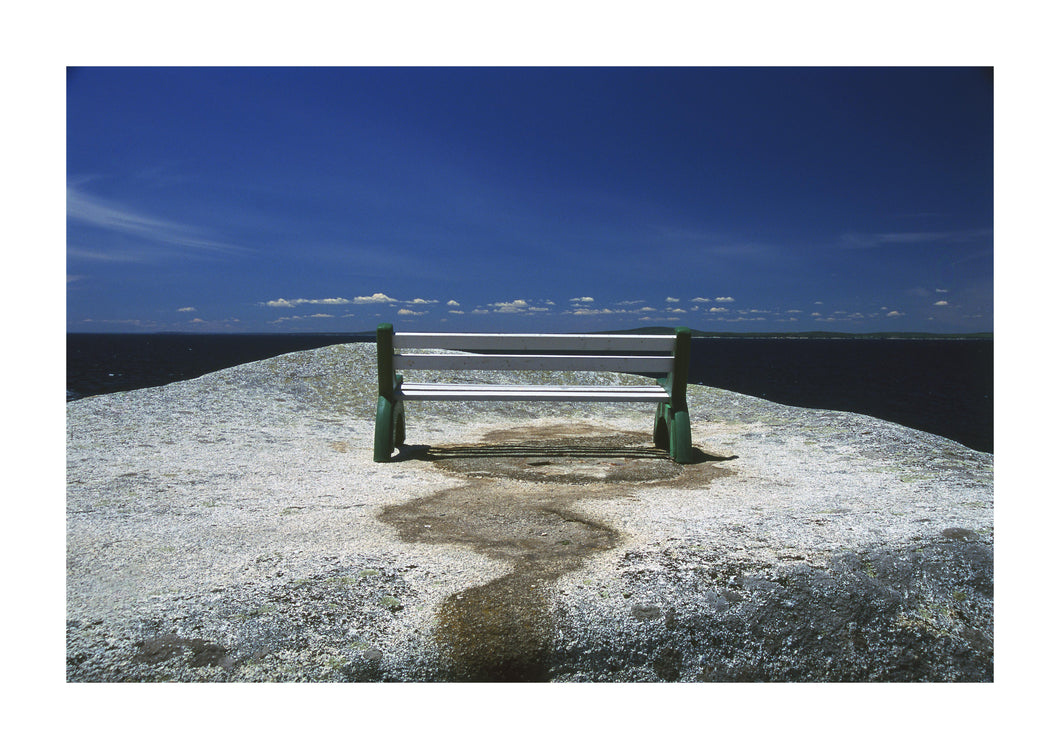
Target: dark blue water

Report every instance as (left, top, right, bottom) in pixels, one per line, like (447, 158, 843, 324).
(66, 333, 372, 400)
(66, 334, 993, 453)
(688, 338, 992, 453)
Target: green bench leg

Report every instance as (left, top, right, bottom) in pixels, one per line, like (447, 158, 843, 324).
(669, 408, 693, 464)
(395, 401, 406, 446)
(654, 325, 693, 463)
(375, 397, 407, 462)
(374, 396, 396, 462)
(653, 402, 693, 463)
(653, 403, 670, 450)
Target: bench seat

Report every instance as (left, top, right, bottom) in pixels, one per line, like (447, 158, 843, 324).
(398, 382, 671, 402)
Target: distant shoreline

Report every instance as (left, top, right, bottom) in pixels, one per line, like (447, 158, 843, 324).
(67, 329, 993, 340)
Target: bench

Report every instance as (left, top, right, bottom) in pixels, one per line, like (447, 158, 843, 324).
(373, 323, 694, 463)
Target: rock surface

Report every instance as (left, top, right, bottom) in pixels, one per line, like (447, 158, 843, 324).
(66, 343, 993, 681)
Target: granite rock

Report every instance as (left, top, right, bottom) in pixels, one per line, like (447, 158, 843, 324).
(66, 343, 992, 681)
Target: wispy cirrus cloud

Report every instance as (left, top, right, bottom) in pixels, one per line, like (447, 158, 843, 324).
(67, 183, 249, 260)
(838, 229, 991, 249)
(67, 245, 157, 264)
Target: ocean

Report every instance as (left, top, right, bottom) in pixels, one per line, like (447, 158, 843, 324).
(66, 333, 993, 453)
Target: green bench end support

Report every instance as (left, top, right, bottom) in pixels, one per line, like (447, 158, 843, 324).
(653, 326, 693, 463)
(374, 323, 404, 462)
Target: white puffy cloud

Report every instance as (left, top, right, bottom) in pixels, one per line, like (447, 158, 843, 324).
(353, 293, 399, 304)
(447, 300, 461, 306)
(492, 299, 531, 313)
(177, 306, 196, 313)
(715, 296, 735, 303)
(934, 300, 949, 306)
(484, 299, 550, 314)
(886, 310, 905, 317)
(570, 296, 594, 303)
(397, 308, 426, 316)
(262, 296, 353, 307)
(262, 292, 426, 309)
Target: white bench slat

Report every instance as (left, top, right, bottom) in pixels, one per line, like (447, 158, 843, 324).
(393, 353, 673, 374)
(399, 383, 670, 402)
(393, 332, 675, 353)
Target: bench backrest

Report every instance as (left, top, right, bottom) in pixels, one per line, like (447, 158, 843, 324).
(377, 324, 691, 406)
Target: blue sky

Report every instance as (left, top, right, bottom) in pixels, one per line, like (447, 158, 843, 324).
(67, 66, 993, 334)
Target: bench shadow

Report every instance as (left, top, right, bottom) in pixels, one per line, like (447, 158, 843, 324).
(393, 443, 735, 465)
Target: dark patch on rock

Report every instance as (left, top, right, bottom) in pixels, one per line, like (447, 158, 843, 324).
(133, 634, 228, 668)
(632, 603, 663, 621)
(379, 480, 621, 681)
(378, 424, 729, 681)
(420, 423, 733, 485)
(653, 646, 683, 681)
(187, 640, 229, 668)
(435, 579, 553, 681)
